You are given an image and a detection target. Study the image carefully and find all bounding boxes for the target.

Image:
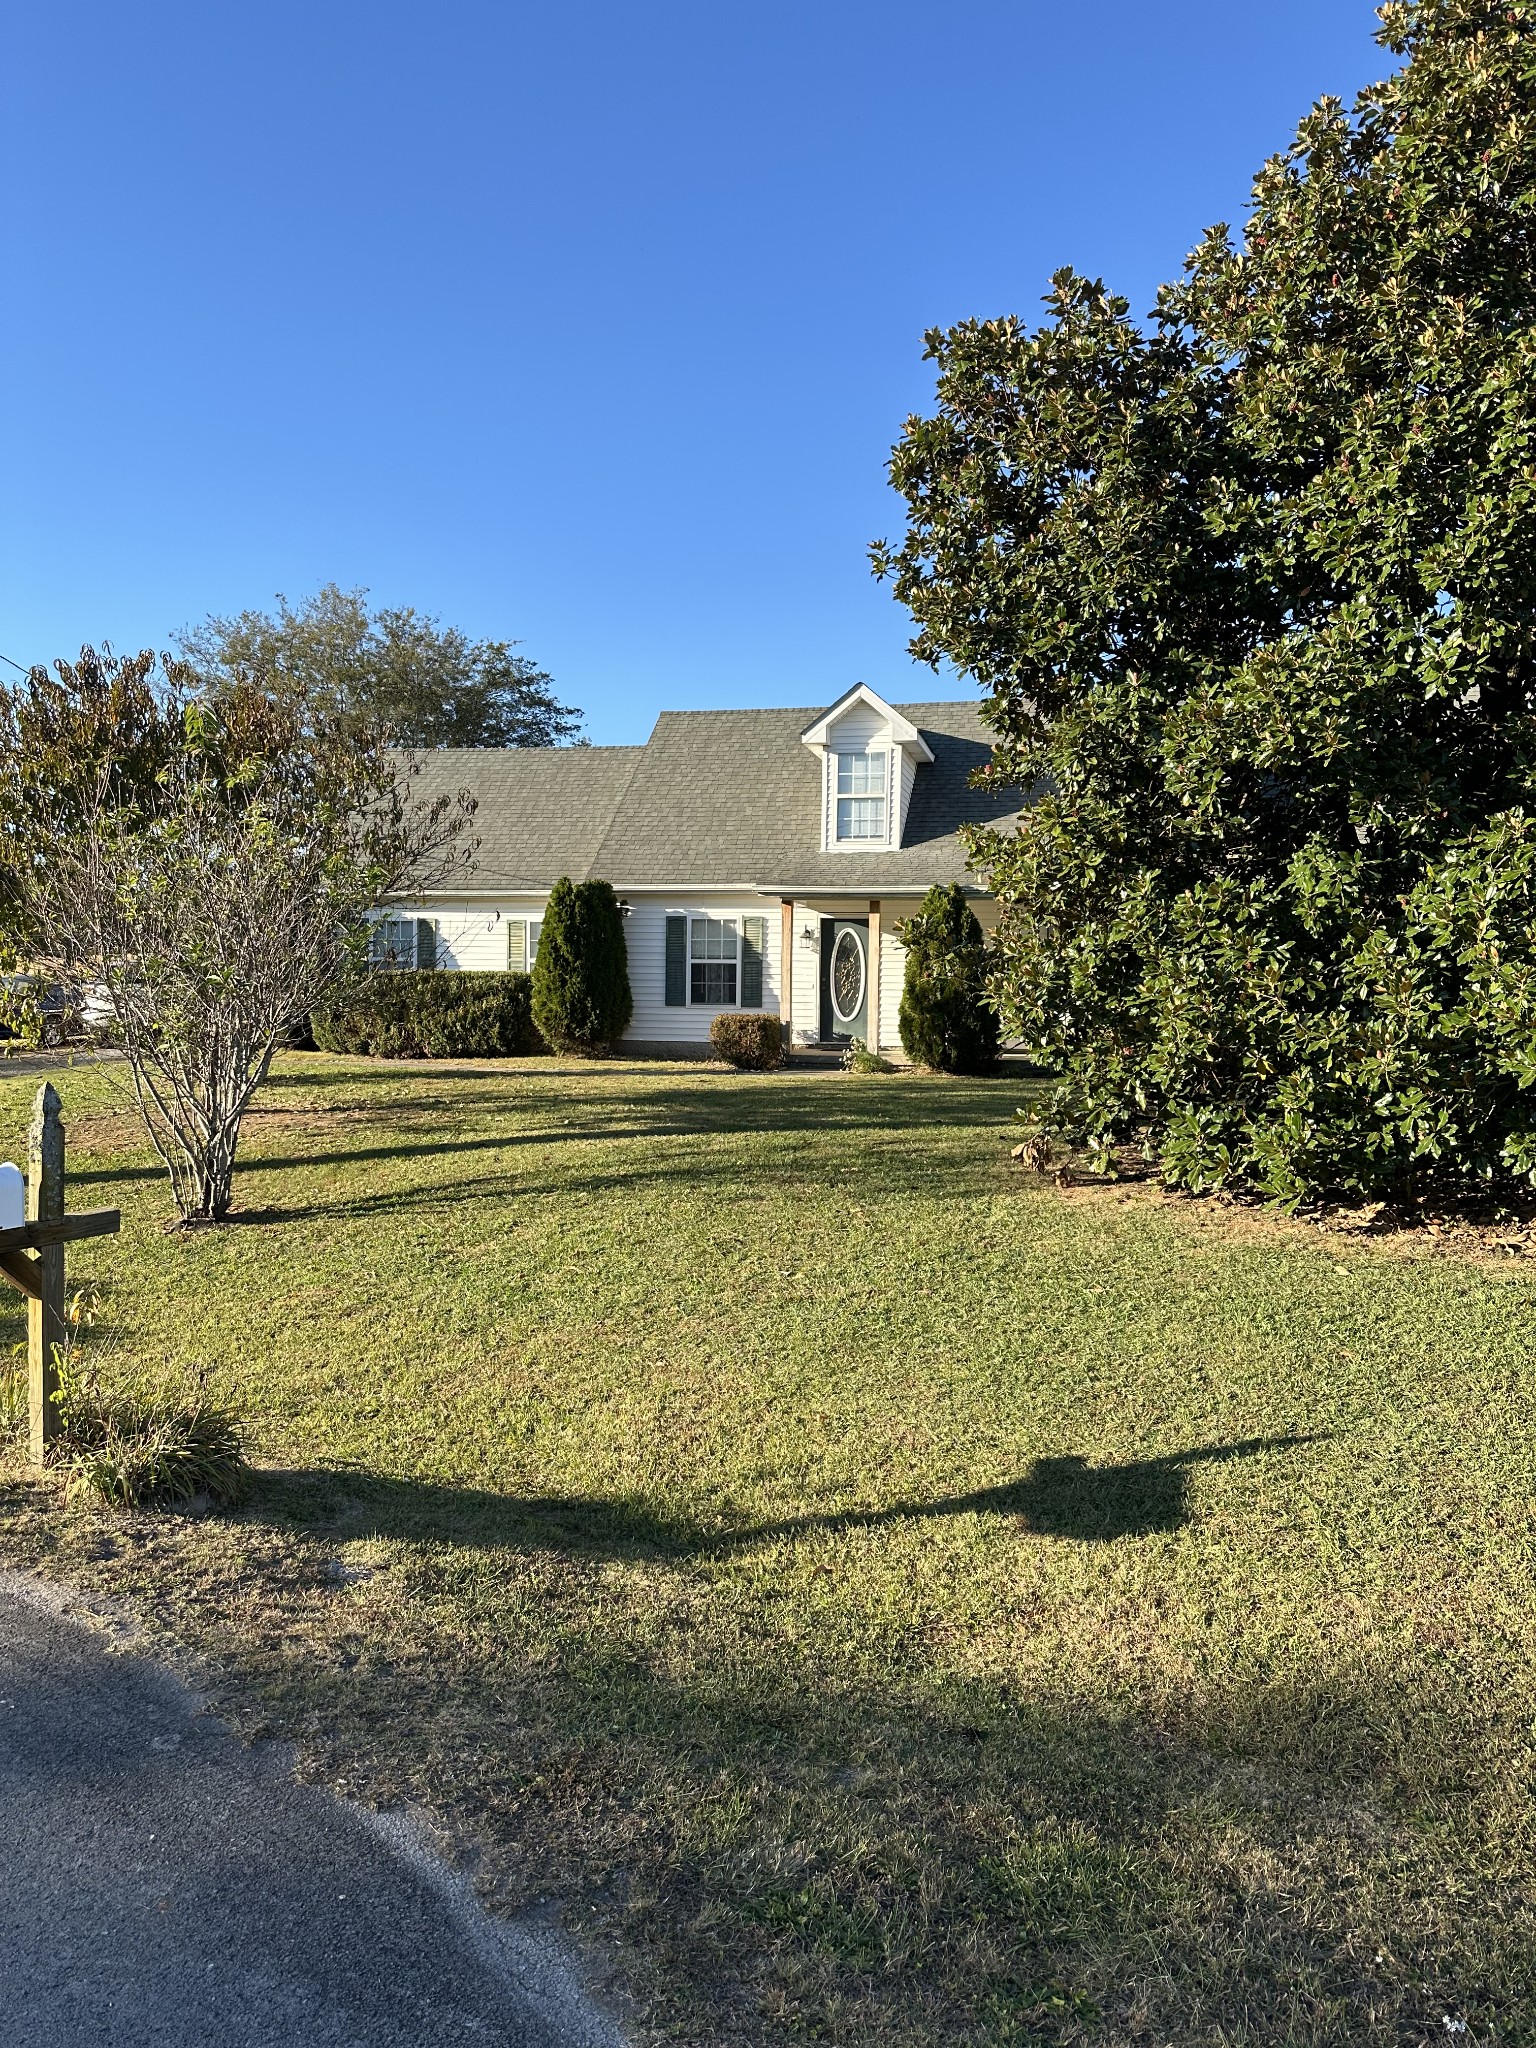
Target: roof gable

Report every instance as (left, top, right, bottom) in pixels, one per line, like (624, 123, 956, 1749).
(798, 683, 934, 762)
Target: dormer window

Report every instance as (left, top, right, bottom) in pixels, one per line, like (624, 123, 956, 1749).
(802, 684, 935, 853)
(836, 751, 886, 841)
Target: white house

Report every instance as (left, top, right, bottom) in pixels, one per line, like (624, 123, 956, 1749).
(381, 684, 1019, 1056)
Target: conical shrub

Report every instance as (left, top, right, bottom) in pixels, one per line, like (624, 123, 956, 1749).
(531, 877, 633, 1054)
(897, 883, 998, 1074)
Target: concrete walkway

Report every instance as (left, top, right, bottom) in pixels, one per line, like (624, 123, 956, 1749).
(0, 1574, 625, 2048)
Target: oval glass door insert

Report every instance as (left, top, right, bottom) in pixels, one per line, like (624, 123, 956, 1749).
(830, 929, 866, 1023)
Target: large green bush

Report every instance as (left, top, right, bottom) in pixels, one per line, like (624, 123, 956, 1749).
(312, 971, 541, 1059)
(531, 877, 633, 1054)
(878, 2, 1536, 1205)
(897, 885, 999, 1074)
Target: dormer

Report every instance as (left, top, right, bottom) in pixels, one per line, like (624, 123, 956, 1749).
(800, 684, 934, 853)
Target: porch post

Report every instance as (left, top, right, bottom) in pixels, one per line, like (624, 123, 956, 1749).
(867, 900, 881, 1051)
(780, 898, 795, 1040)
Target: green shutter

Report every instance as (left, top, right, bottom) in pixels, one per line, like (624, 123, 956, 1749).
(740, 916, 765, 1010)
(415, 918, 437, 971)
(665, 915, 687, 1006)
(507, 919, 527, 973)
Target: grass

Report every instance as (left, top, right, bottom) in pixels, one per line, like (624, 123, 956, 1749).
(3, 1051, 1536, 2044)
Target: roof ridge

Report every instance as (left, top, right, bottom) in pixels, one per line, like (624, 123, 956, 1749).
(650, 698, 981, 715)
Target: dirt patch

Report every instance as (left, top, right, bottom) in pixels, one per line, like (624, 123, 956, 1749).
(1004, 1140, 1536, 1266)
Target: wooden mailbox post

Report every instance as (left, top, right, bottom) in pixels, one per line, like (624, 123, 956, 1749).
(0, 1084, 120, 1465)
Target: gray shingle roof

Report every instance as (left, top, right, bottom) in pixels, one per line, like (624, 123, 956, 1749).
(592, 701, 1016, 891)
(404, 745, 643, 890)
(406, 701, 1017, 895)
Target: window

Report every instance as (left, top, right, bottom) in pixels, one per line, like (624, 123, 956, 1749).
(667, 912, 765, 1008)
(507, 917, 542, 973)
(835, 751, 886, 841)
(690, 916, 738, 1005)
(371, 916, 431, 970)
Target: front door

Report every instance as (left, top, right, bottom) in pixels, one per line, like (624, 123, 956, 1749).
(819, 919, 869, 1044)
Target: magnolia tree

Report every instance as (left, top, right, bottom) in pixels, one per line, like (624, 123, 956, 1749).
(876, 0, 1536, 1206)
(0, 647, 474, 1222)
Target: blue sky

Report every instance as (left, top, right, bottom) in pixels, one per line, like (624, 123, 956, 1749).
(4, 3, 1386, 744)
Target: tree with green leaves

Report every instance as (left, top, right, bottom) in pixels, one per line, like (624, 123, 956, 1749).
(876, 0, 1536, 1206)
(531, 878, 633, 1055)
(177, 584, 583, 750)
(897, 884, 999, 1074)
(0, 646, 473, 1220)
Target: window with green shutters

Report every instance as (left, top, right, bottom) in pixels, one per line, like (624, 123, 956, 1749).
(415, 918, 438, 970)
(665, 912, 769, 1009)
(369, 916, 418, 970)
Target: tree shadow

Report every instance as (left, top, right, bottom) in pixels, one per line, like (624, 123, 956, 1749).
(69, 1073, 1022, 1197)
(252, 1437, 1321, 1557)
(7, 1425, 1513, 2042)
(744, 1439, 1322, 1547)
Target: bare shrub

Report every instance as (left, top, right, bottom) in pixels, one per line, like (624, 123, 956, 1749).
(0, 647, 474, 1221)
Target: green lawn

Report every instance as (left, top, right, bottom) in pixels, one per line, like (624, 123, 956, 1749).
(4, 1052, 1536, 2045)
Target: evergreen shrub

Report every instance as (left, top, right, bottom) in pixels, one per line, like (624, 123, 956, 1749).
(312, 971, 541, 1059)
(897, 884, 999, 1075)
(531, 877, 633, 1054)
(710, 1012, 783, 1069)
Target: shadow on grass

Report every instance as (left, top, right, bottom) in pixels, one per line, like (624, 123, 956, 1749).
(0, 1439, 1515, 2045)
(68, 1073, 1023, 1196)
(253, 1437, 1319, 1557)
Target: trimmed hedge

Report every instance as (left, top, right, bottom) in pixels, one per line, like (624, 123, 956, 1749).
(710, 1012, 783, 1070)
(312, 971, 542, 1059)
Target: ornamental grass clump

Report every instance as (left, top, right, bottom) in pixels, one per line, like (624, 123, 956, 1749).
(1, 1293, 253, 1509)
(55, 1377, 252, 1510)
(841, 1037, 895, 1074)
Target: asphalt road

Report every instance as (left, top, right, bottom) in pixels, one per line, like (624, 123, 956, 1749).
(0, 1573, 626, 2048)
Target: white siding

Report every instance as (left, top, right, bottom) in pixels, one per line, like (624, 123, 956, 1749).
(878, 920, 907, 1053)
(383, 899, 546, 972)
(375, 893, 992, 1059)
(622, 897, 782, 1047)
(817, 706, 929, 854)
(788, 908, 823, 1046)
(826, 704, 885, 751)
